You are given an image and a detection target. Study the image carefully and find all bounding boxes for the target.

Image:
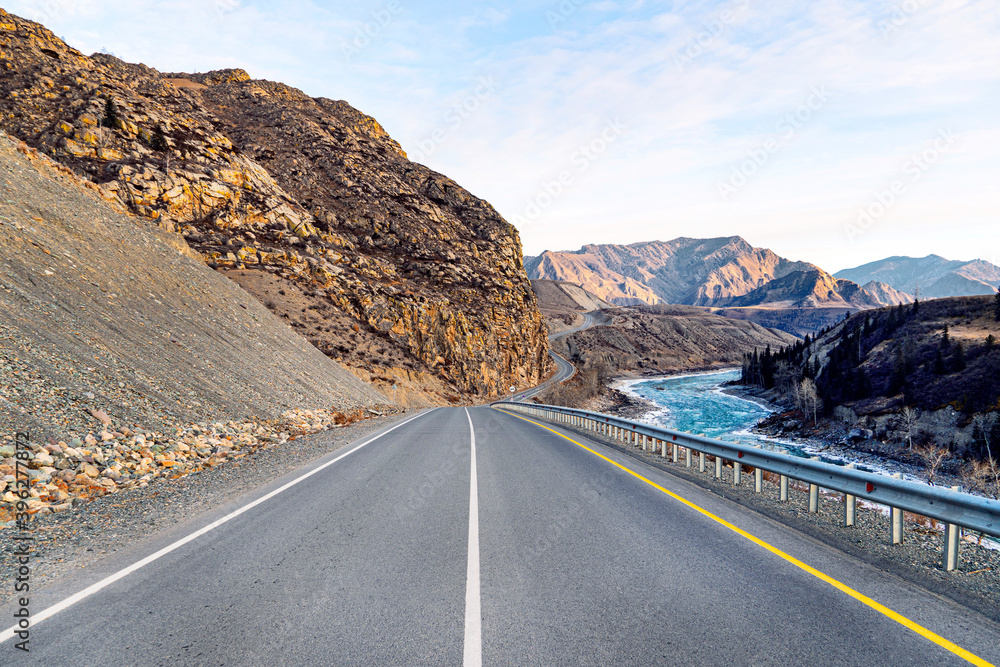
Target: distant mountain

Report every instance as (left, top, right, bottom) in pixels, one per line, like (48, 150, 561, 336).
(859, 281, 914, 306)
(835, 256, 1000, 299)
(726, 269, 882, 309)
(525, 237, 817, 307)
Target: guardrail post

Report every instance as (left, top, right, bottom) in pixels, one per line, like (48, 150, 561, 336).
(780, 475, 788, 502)
(715, 456, 722, 478)
(685, 447, 692, 468)
(943, 485, 961, 571)
(808, 457, 820, 513)
(734, 460, 742, 485)
(754, 466, 762, 493)
(891, 473, 904, 544)
(699, 451, 706, 473)
(642, 434, 647, 452)
(672, 443, 678, 463)
(844, 463, 856, 527)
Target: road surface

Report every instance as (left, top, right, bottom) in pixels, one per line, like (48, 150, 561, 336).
(3, 407, 998, 665)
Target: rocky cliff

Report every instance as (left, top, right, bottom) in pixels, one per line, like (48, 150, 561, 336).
(0, 9, 549, 404)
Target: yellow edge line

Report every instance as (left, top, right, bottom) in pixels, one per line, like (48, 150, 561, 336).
(495, 408, 993, 667)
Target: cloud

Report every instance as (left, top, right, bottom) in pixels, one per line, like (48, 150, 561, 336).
(3, 0, 997, 272)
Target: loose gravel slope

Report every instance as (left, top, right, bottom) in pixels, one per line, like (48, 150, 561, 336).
(0, 131, 385, 445)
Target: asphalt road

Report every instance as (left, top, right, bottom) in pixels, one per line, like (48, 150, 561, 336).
(3, 406, 999, 665)
(517, 311, 595, 400)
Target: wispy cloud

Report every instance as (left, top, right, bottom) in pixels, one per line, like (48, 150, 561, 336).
(5, 0, 998, 270)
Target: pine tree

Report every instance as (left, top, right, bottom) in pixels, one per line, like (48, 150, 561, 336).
(995, 291, 1000, 321)
(941, 325, 950, 349)
(954, 341, 967, 372)
(987, 334, 996, 350)
(101, 97, 121, 130)
(934, 348, 946, 375)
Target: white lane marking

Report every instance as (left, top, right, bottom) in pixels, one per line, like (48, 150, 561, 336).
(463, 408, 482, 667)
(0, 409, 435, 644)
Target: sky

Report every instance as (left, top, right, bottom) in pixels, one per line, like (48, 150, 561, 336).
(7, 0, 1000, 273)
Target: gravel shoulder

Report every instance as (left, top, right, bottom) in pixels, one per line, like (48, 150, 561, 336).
(0, 410, 411, 607)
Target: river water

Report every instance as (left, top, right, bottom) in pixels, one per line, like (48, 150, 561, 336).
(618, 368, 853, 466)
(618, 368, 1000, 549)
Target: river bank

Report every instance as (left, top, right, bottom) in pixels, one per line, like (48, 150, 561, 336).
(603, 369, 985, 494)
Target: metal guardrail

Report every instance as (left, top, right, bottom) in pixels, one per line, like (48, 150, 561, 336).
(493, 401, 1000, 572)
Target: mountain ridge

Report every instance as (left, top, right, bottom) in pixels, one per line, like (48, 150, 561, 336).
(835, 255, 1000, 299)
(526, 236, 820, 307)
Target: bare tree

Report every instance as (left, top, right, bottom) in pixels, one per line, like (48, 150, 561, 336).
(972, 414, 992, 459)
(962, 457, 1000, 501)
(799, 378, 820, 425)
(901, 406, 918, 450)
(915, 444, 949, 485)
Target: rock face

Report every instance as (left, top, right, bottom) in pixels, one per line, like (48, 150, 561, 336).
(835, 255, 1000, 299)
(526, 237, 818, 306)
(0, 10, 549, 403)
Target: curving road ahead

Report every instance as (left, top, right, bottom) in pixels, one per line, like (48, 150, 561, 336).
(3, 407, 998, 665)
(517, 311, 596, 400)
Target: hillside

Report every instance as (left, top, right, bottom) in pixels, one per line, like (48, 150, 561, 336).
(553, 304, 798, 377)
(0, 10, 548, 403)
(741, 295, 1000, 458)
(0, 129, 387, 444)
(531, 279, 613, 313)
(836, 255, 1000, 299)
(531, 279, 613, 334)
